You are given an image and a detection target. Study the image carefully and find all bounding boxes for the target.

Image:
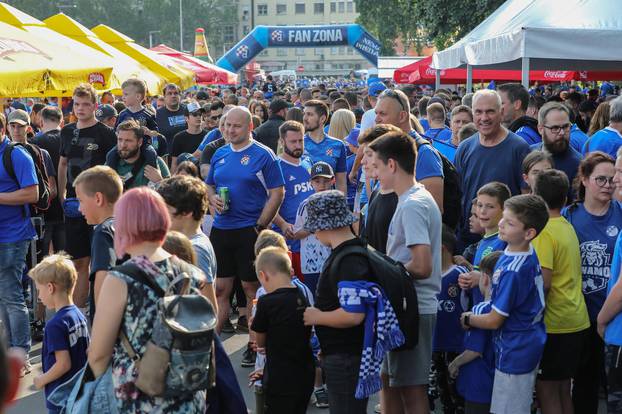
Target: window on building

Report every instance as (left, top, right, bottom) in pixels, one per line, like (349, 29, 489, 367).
(331, 47, 338, 55)
(314, 48, 323, 56)
(346, 47, 354, 55)
(243, 25, 250, 35)
(223, 26, 235, 44)
(338, 1, 345, 12)
(296, 48, 306, 56)
(330, 2, 336, 12)
(347, 1, 354, 12)
(354, 63, 361, 70)
(295, 3, 306, 13)
(339, 46, 345, 55)
(257, 4, 268, 15)
(259, 50, 269, 56)
(276, 3, 287, 14)
(277, 48, 287, 56)
(314, 3, 324, 14)
(315, 63, 323, 70)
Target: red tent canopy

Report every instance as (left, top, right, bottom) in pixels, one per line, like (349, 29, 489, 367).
(151, 44, 237, 85)
(394, 56, 622, 84)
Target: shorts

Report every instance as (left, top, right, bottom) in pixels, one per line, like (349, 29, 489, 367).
(211, 226, 258, 282)
(606, 345, 622, 413)
(382, 313, 436, 387)
(538, 328, 587, 380)
(64, 216, 92, 260)
(490, 368, 537, 414)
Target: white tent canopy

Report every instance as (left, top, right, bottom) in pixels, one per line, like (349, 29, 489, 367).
(432, 0, 622, 86)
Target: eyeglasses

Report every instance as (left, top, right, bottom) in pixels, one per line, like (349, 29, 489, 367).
(543, 123, 571, 134)
(380, 89, 407, 112)
(71, 127, 80, 145)
(593, 175, 615, 187)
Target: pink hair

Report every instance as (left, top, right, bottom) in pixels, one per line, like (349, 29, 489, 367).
(113, 187, 170, 256)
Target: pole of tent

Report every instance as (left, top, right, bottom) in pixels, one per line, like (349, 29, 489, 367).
(466, 65, 473, 93)
(435, 69, 441, 90)
(521, 57, 530, 88)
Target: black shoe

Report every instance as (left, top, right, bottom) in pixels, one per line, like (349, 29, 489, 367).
(236, 315, 249, 332)
(221, 319, 235, 334)
(241, 343, 256, 367)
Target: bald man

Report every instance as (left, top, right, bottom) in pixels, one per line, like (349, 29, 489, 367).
(205, 107, 285, 357)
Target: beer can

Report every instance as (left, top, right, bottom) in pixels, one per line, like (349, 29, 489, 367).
(219, 187, 229, 211)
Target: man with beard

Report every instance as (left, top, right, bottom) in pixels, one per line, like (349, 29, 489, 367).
(107, 120, 170, 190)
(531, 102, 582, 203)
(272, 120, 314, 278)
(302, 100, 347, 194)
(499, 83, 541, 145)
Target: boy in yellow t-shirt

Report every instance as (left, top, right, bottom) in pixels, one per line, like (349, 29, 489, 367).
(532, 169, 590, 413)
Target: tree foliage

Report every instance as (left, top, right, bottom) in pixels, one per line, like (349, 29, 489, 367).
(4, 0, 237, 58)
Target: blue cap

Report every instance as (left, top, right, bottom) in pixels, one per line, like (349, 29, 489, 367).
(346, 127, 360, 148)
(368, 82, 387, 97)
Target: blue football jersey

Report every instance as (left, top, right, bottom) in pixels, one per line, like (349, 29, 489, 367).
(433, 265, 469, 352)
(303, 133, 347, 173)
(470, 233, 507, 305)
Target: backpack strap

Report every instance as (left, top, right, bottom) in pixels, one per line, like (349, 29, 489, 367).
(326, 243, 372, 285)
(113, 262, 166, 297)
(2, 143, 16, 182)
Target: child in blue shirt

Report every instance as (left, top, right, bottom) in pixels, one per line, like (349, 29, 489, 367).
(433, 225, 468, 413)
(460, 194, 549, 414)
(30, 254, 90, 414)
(451, 251, 501, 414)
(459, 182, 510, 305)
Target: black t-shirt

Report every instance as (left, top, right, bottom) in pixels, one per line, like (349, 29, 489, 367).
(364, 190, 398, 253)
(200, 137, 226, 166)
(155, 105, 187, 148)
(315, 237, 372, 356)
(88, 217, 118, 320)
(251, 287, 314, 395)
(59, 122, 116, 198)
(170, 130, 206, 158)
(33, 130, 63, 222)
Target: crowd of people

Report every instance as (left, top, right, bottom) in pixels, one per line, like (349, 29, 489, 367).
(1, 73, 622, 414)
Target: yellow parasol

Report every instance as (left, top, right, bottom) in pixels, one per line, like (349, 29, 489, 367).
(43, 13, 167, 96)
(91, 24, 195, 90)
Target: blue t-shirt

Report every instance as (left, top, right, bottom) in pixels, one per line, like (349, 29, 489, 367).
(457, 301, 494, 404)
(470, 233, 507, 304)
(432, 140, 457, 164)
(454, 132, 531, 238)
(605, 233, 622, 345)
(115, 107, 159, 132)
(515, 125, 541, 146)
(491, 246, 546, 374)
(419, 118, 430, 132)
(424, 127, 453, 143)
(42, 305, 89, 410)
(207, 140, 285, 230)
(530, 143, 581, 202)
(409, 132, 444, 181)
(0, 138, 37, 242)
(303, 133, 347, 173)
(563, 202, 622, 320)
(274, 157, 314, 253)
(433, 265, 468, 352)
(570, 124, 589, 153)
(584, 126, 622, 159)
(198, 128, 223, 152)
(345, 152, 361, 209)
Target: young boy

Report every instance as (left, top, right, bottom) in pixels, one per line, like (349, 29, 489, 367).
(531, 169, 589, 414)
(293, 161, 335, 296)
(451, 251, 501, 414)
(30, 254, 90, 414)
(433, 225, 468, 413)
(73, 165, 123, 321)
(106, 78, 160, 170)
(459, 182, 511, 304)
(460, 194, 549, 414)
(250, 247, 315, 413)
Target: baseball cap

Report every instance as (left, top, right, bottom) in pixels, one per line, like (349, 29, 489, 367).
(368, 82, 387, 97)
(95, 104, 117, 122)
(185, 101, 205, 116)
(310, 161, 334, 179)
(269, 99, 292, 114)
(7, 109, 30, 126)
(196, 90, 209, 101)
(345, 127, 360, 148)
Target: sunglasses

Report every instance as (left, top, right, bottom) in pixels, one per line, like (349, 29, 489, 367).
(210, 114, 222, 121)
(380, 89, 407, 112)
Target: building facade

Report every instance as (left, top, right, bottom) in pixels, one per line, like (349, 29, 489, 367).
(235, 0, 370, 76)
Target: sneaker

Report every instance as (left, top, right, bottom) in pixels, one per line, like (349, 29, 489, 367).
(241, 343, 256, 367)
(20, 359, 32, 378)
(374, 403, 381, 413)
(236, 315, 249, 332)
(313, 387, 329, 409)
(221, 319, 235, 334)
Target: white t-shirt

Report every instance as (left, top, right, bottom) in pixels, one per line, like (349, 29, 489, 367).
(360, 107, 376, 133)
(387, 184, 442, 314)
(293, 198, 332, 275)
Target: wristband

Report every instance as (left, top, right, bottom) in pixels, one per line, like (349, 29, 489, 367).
(463, 314, 470, 327)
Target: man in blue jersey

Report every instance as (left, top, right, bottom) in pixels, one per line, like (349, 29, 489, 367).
(206, 107, 285, 348)
(374, 88, 445, 212)
(584, 96, 622, 159)
(498, 83, 541, 146)
(302, 100, 347, 195)
(272, 120, 314, 278)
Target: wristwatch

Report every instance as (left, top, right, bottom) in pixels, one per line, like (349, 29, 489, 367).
(463, 314, 470, 327)
(254, 223, 267, 234)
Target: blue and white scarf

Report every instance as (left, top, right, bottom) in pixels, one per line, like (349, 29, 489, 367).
(338, 281, 405, 399)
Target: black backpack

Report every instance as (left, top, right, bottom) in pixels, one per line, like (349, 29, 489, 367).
(2, 142, 51, 216)
(327, 243, 419, 351)
(413, 135, 462, 230)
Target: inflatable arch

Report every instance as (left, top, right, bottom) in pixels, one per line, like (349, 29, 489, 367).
(216, 24, 381, 73)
